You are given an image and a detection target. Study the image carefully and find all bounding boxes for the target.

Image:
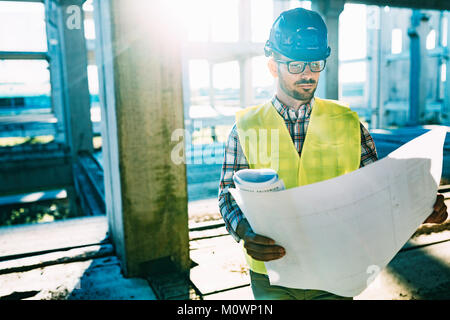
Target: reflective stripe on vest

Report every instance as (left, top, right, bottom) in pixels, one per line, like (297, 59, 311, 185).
(235, 97, 361, 274)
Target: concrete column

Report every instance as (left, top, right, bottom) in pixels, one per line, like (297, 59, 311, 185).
(312, 0, 345, 100)
(239, 0, 253, 107)
(239, 59, 253, 107)
(93, 0, 190, 277)
(181, 56, 193, 135)
(367, 6, 388, 129)
(408, 10, 430, 125)
(209, 62, 215, 109)
(444, 12, 450, 124)
(367, 6, 381, 129)
(58, 0, 94, 157)
(273, 0, 290, 20)
(44, 0, 67, 145)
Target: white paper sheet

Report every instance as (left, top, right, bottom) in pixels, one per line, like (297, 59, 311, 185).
(229, 127, 447, 297)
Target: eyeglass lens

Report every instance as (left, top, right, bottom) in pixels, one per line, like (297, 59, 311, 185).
(288, 61, 325, 73)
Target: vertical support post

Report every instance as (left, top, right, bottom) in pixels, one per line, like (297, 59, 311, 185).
(273, 0, 290, 20)
(312, 0, 345, 100)
(367, 6, 381, 129)
(239, 0, 253, 108)
(444, 12, 450, 124)
(209, 62, 215, 111)
(181, 56, 193, 135)
(45, 0, 67, 145)
(93, 0, 190, 277)
(239, 59, 253, 107)
(445, 57, 450, 124)
(408, 10, 429, 125)
(58, 0, 94, 157)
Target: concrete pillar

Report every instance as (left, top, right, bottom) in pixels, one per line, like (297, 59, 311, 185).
(58, 0, 94, 157)
(367, 6, 381, 129)
(181, 57, 193, 135)
(93, 0, 190, 277)
(209, 62, 215, 109)
(239, 0, 253, 108)
(367, 6, 389, 129)
(44, 0, 92, 217)
(45, 0, 67, 145)
(273, 0, 290, 20)
(444, 12, 450, 124)
(312, 0, 345, 100)
(408, 10, 430, 125)
(239, 59, 253, 107)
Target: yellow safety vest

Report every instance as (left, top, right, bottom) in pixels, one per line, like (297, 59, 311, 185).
(235, 97, 361, 274)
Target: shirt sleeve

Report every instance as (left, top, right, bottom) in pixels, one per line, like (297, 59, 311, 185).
(218, 123, 250, 243)
(359, 122, 378, 167)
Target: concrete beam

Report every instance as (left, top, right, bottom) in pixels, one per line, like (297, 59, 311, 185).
(0, 158, 73, 196)
(0, 52, 49, 60)
(347, 0, 450, 11)
(93, 0, 190, 277)
(0, 0, 43, 2)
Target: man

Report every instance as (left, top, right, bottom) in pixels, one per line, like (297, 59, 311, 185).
(218, 7, 448, 300)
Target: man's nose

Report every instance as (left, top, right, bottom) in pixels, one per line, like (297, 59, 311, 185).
(302, 63, 314, 75)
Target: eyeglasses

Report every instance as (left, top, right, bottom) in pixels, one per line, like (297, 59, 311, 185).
(275, 59, 326, 74)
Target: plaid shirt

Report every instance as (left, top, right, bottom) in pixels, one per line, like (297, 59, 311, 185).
(218, 97, 378, 242)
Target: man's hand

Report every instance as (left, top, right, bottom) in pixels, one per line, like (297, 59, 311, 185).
(236, 219, 286, 261)
(424, 194, 448, 224)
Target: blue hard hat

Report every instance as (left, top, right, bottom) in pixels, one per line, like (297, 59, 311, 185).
(264, 7, 331, 61)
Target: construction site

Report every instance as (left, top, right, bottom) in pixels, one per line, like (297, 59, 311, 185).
(0, 0, 449, 300)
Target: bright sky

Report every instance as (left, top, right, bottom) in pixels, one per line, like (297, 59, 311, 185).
(184, 1, 370, 88)
(0, 0, 370, 95)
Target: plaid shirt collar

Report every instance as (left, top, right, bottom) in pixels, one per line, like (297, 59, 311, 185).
(271, 96, 313, 123)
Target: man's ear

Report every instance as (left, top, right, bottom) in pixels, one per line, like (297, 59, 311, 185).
(268, 58, 278, 78)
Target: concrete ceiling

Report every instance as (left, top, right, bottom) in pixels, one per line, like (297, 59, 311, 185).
(347, 0, 450, 11)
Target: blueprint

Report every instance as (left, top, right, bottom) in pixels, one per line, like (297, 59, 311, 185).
(229, 127, 447, 297)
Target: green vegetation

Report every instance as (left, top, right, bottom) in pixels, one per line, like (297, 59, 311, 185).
(0, 135, 54, 147)
(0, 201, 70, 226)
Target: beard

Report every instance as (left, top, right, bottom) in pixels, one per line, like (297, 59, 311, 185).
(278, 71, 317, 101)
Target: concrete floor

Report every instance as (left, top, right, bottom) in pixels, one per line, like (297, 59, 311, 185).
(0, 200, 449, 300)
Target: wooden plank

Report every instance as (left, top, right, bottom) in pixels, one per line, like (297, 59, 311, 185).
(189, 220, 225, 231)
(0, 244, 114, 275)
(189, 235, 250, 295)
(0, 216, 108, 258)
(203, 285, 253, 300)
(189, 226, 229, 241)
(0, 255, 156, 300)
(403, 230, 450, 251)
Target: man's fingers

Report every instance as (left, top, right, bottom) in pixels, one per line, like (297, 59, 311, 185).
(246, 232, 276, 246)
(436, 205, 448, 223)
(243, 234, 286, 262)
(426, 204, 448, 223)
(434, 194, 444, 210)
(246, 248, 285, 262)
(244, 242, 285, 254)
